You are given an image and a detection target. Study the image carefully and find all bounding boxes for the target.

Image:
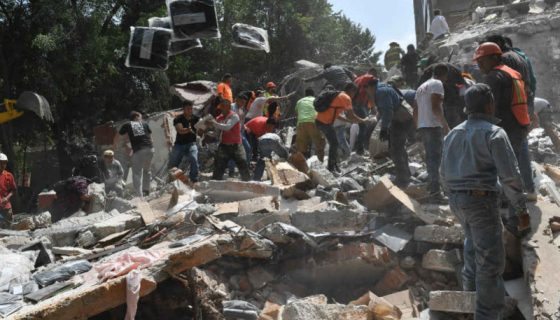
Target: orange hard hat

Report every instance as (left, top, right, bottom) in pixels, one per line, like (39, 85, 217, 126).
(473, 42, 502, 61)
(266, 82, 277, 89)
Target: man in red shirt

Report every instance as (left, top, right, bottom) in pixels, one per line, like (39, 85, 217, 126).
(244, 116, 279, 161)
(0, 153, 16, 229)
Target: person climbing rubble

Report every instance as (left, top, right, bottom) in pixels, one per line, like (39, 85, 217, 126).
(371, 79, 413, 188)
(384, 42, 405, 71)
(0, 153, 16, 229)
(49, 176, 92, 222)
(429, 9, 450, 40)
(119, 111, 154, 197)
(441, 83, 530, 320)
(100, 150, 124, 197)
(244, 115, 279, 166)
(295, 88, 325, 161)
(208, 100, 251, 181)
(475, 42, 536, 211)
(353, 68, 378, 155)
(168, 100, 201, 183)
(303, 63, 356, 90)
(415, 63, 450, 202)
(315, 83, 366, 173)
(401, 44, 420, 88)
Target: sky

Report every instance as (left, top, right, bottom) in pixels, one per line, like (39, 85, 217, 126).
(329, 0, 416, 60)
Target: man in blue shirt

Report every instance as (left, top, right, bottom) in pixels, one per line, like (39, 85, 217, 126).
(441, 83, 530, 320)
(368, 80, 413, 187)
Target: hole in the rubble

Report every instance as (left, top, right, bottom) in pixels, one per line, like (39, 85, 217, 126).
(90, 279, 194, 320)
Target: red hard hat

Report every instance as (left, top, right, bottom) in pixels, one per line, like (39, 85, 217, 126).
(266, 82, 277, 89)
(473, 42, 503, 61)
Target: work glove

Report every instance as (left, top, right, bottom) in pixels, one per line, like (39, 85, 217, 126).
(379, 128, 389, 142)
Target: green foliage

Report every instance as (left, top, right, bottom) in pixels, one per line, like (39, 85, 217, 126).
(0, 0, 379, 176)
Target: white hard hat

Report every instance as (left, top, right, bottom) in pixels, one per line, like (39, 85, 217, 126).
(0, 153, 7, 162)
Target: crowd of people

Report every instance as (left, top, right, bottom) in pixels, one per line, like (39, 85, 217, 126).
(0, 9, 553, 317)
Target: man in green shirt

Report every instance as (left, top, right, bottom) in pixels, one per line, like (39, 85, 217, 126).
(295, 89, 325, 161)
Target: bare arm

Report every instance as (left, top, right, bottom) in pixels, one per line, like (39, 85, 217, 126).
(175, 123, 191, 135)
(431, 93, 449, 132)
(211, 114, 240, 131)
(344, 109, 366, 124)
(266, 91, 297, 103)
(412, 100, 419, 129)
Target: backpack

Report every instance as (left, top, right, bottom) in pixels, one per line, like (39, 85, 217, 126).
(314, 89, 341, 112)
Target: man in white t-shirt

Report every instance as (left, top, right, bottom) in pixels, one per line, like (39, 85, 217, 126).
(430, 9, 450, 40)
(415, 63, 449, 200)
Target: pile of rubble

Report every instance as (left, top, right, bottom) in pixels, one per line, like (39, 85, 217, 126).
(2, 124, 560, 320)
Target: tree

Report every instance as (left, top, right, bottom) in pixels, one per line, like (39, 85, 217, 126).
(0, 0, 380, 185)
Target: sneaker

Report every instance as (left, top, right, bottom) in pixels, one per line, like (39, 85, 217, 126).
(526, 192, 538, 202)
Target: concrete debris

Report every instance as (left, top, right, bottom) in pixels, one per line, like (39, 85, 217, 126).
(413, 225, 464, 245)
(421, 249, 462, 273)
(428, 291, 476, 314)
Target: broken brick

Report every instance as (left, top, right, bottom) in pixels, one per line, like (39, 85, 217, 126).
(373, 266, 409, 296)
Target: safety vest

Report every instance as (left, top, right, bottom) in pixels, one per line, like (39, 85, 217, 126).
(494, 65, 530, 127)
(216, 111, 242, 145)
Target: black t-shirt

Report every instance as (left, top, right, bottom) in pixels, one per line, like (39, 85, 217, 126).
(119, 121, 153, 152)
(173, 114, 200, 145)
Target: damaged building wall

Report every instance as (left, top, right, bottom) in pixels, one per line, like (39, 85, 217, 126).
(422, 6, 560, 109)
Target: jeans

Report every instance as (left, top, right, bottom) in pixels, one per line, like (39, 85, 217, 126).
(316, 120, 339, 171)
(247, 132, 259, 161)
(419, 127, 443, 194)
(353, 104, 369, 154)
(253, 144, 274, 181)
(295, 122, 325, 161)
(518, 139, 535, 193)
(131, 148, 154, 197)
(449, 192, 505, 320)
(168, 142, 199, 182)
(213, 144, 250, 181)
(0, 208, 13, 229)
(335, 126, 351, 160)
(389, 120, 412, 187)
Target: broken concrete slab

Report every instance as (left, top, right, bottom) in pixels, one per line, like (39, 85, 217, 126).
(364, 176, 442, 224)
(284, 242, 393, 295)
(197, 180, 282, 202)
(372, 224, 412, 253)
(290, 210, 374, 233)
(428, 291, 475, 314)
(309, 167, 338, 188)
(382, 289, 416, 319)
(238, 196, 278, 215)
(505, 278, 533, 320)
(414, 225, 464, 245)
(282, 295, 371, 320)
(88, 213, 143, 239)
(523, 201, 560, 319)
(270, 162, 311, 187)
(52, 247, 92, 256)
(131, 199, 161, 225)
(422, 249, 462, 273)
(373, 266, 409, 296)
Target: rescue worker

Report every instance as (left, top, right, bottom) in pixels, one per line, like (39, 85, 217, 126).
(119, 111, 154, 197)
(370, 79, 414, 187)
(209, 100, 251, 181)
(304, 63, 356, 90)
(353, 69, 378, 155)
(401, 44, 420, 88)
(430, 9, 450, 40)
(415, 63, 450, 201)
(264, 82, 277, 98)
(0, 153, 16, 229)
(100, 150, 124, 197)
(441, 83, 530, 320)
(315, 83, 366, 173)
(295, 89, 325, 161)
(217, 73, 234, 104)
(384, 42, 404, 71)
(168, 100, 200, 183)
(475, 42, 533, 236)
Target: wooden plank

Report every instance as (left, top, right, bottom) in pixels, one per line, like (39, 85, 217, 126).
(133, 198, 162, 225)
(523, 201, 560, 318)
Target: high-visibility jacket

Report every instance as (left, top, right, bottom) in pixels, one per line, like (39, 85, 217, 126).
(494, 65, 530, 127)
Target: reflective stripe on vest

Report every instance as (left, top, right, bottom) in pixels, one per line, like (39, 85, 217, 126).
(494, 64, 530, 127)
